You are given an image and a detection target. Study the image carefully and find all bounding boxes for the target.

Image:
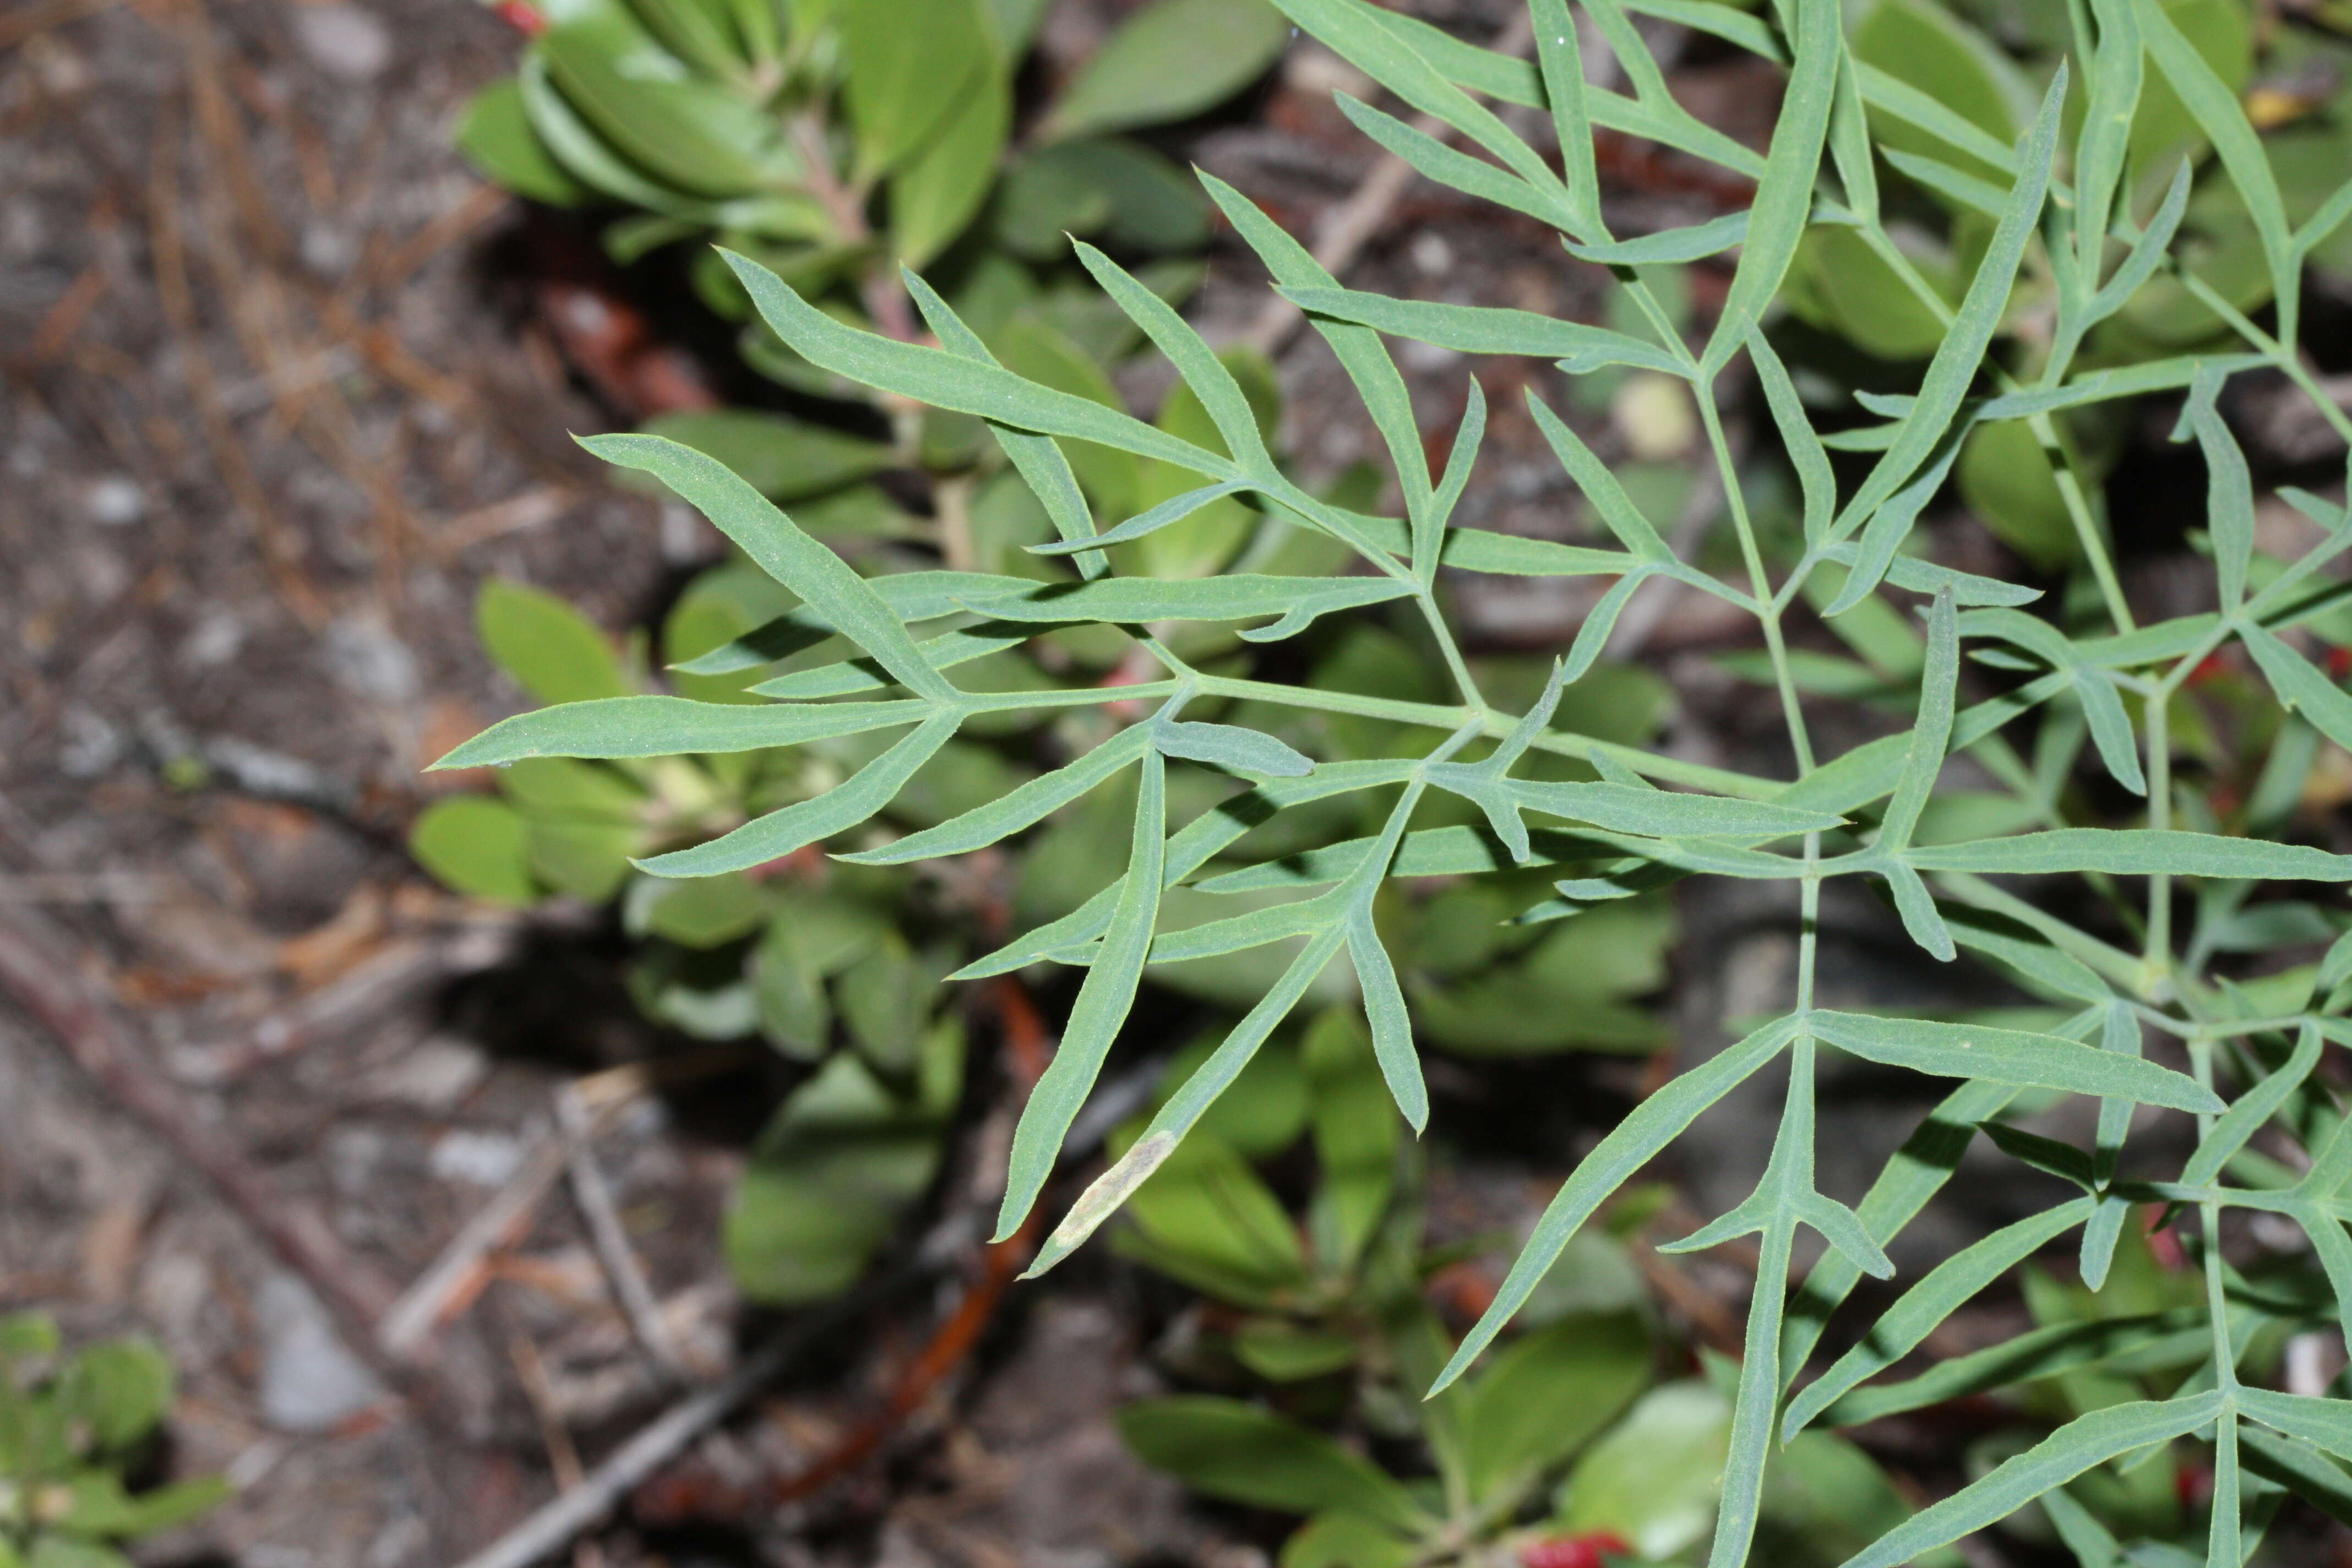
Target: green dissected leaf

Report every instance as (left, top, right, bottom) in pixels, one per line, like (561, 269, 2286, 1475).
(1905, 829, 2352, 881)
(953, 574, 1414, 640)
(641, 709, 962, 875)
(1000, 751, 1166, 1238)
(476, 577, 629, 707)
(1874, 587, 1958, 956)
(2242, 1425, 2352, 1527)
(1810, 1309, 2209, 1429)
(985, 313, 1140, 514)
(1282, 287, 1687, 378)
(457, 77, 590, 206)
(1335, 91, 1572, 227)
(1852, 0, 2025, 166)
(631, 410, 894, 504)
(1439, 1016, 1801, 1391)
(847, 723, 1151, 865)
(681, 568, 1033, 677)
(1156, 720, 1315, 780)
(1512, 780, 1838, 841)
(1271, 0, 1570, 205)
(1042, 0, 1291, 141)
(2184, 1022, 2321, 1189)
(1198, 172, 1440, 544)
(1703, 0, 1838, 374)
(1785, 1197, 2094, 1436)
(584, 433, 960, 701)
(1842, 1395, 2224, 1568)
(2239, 1388, 2352, 1462)
(437, 696, 927, 768)
(2241, 624, 2352, 755)
(729, 251, 1227, 476)
(1116, 1396, 1428, 1531)
(1806, 1010, 2220, 1110)
(410, 796, 538, 905)
(2133, 0, 2294, 334)
(1042, 921, 1347, 1271)
(1833, 65, 2064, 565)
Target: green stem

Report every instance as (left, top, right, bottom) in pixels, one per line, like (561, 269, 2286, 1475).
(1192, 675, 1787, 797)
(2180, 271, 2352, 449)
(2142, 665, 2174, 999)
(1849, 225, 2136, 635)
(1700, 396, 1816, 774)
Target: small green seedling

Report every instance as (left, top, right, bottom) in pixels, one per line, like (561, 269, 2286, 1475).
(0, 1314, 225, 1568)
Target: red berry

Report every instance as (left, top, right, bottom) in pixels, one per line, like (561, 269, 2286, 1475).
(1521, 1532, 1633, 1568)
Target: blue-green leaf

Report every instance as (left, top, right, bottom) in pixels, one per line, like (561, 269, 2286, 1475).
(583, 433, 960, 702)
(1807, 1010, 2223, 1111)
(640, 710, 962, 876)
(999, 749, 1168, 1238)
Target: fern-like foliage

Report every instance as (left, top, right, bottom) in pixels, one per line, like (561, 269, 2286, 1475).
(437, 0, 2352, 1559)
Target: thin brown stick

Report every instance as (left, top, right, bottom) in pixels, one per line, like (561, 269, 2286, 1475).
(145, 101, 326, 626)
(555, 1084, 688, 1382)
(509, 1333, 609, 1568)
(372, 183, 510, 295)
(449, 1256, 946, 1568)
(379, 1130, 569, 1359)
(0, 0, 120, 53)
(22, 260, 110, 368)
(0, 905, 400, 1355)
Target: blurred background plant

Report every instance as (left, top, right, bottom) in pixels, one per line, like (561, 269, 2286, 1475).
(0, 1314, 225, 1568)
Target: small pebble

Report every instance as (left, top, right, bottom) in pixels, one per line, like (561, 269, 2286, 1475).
(370, 1037, 489, 1111)
(85, 475, 144, 526)
(430, 1127, 525, 1188)
(294, 3, 392, 82)
(255, 1275, 385, 1432)
(323, 614, 420, 703)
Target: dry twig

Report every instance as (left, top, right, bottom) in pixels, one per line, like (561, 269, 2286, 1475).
(378, 1129, 570, 1359)
(0, 905, 401, 1358)
(448, 1254, 950, 1568)
(555, 1083, 689, 1382)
